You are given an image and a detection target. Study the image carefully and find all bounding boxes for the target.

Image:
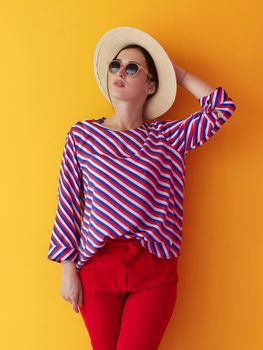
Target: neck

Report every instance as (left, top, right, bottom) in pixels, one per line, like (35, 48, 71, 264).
(109, 100, 146, 129)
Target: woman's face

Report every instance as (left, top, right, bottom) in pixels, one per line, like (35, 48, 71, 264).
(107, 48, 156, 107)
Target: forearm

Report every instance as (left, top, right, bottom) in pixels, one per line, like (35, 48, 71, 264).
(171, 60, 216, 99)
(181, 70, 216, 99)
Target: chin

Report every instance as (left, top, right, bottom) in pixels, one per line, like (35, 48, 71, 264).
(109, 93, 134, 102)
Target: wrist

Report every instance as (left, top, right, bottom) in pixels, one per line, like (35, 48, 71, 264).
(61, 260, 77, 271)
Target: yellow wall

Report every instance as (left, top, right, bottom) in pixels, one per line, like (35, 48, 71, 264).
(1, 1, 262, 349)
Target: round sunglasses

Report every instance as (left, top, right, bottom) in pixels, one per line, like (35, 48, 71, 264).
(108, 59, 153, 79)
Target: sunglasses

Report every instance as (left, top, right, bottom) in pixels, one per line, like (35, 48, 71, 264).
(108, 59, 153, 79)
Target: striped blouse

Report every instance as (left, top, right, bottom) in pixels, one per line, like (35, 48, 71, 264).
(47, 86, 237, 271)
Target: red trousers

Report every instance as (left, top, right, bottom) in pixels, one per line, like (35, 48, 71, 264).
(78, 236, 179, 350)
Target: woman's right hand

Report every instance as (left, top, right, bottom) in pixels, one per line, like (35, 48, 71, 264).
(60, 261, 83, 313)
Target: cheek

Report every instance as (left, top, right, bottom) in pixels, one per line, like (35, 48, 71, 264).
(107, 73, 112, 86)
(107, 75, 115, 93)
(130, 78, 148, 93)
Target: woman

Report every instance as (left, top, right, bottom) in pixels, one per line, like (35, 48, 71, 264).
(47, 26, 237, 349)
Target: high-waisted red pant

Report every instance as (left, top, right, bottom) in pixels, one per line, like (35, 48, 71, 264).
(78, 236, 179, 350)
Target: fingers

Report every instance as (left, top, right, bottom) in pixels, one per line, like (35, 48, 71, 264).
(62, 294, 81, 313)
(60, 277, 83, 313)
(61, 291, 70, 302)
(64, 292, 83, 313)
(72, 299, 79, 313)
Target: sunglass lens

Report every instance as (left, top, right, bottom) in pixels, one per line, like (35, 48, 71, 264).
(126, 63, 139, 76)
(109, 61, 120, 73)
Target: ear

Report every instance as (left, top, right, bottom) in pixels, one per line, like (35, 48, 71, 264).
(147, 81, 156, 95)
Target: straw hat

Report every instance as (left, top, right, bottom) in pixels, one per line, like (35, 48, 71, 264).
(93, 26, 177, 119)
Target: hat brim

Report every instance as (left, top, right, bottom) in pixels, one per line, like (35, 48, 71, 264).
(93, 26, 177, 119)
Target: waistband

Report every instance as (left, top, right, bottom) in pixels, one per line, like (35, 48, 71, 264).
(104, 236, 141, 247)
(104, 236, 143, 263)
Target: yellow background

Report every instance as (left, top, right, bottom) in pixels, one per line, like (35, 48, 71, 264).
(1, 0, 262, 349)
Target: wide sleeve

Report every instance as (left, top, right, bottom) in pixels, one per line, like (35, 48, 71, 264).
(160, 86, 237, 155)
(47, 128, 84, 264)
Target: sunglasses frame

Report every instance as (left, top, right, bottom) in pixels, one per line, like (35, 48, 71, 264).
(108, 59, 153, 79)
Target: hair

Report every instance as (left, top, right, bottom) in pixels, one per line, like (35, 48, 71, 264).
(106, 44, 159, 108)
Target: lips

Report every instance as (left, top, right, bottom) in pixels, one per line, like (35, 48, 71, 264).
(113, 79, 125, 87)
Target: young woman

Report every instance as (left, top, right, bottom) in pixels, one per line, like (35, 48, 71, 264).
(47, 26, 237, 350)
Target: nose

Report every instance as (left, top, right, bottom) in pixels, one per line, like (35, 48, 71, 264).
(117, 65, 126, 78)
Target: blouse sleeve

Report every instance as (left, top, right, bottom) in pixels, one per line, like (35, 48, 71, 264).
(47, 128, 84, 264)
(160, 86, 237, 155)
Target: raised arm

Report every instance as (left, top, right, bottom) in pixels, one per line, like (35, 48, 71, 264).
(171, 59, 216, 98)
(159, 60, 237, 155)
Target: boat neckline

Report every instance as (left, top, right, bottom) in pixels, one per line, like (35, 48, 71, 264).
(91, 117, 151, 132)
